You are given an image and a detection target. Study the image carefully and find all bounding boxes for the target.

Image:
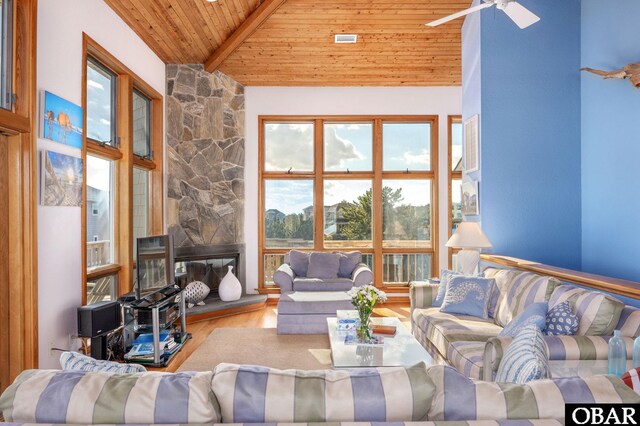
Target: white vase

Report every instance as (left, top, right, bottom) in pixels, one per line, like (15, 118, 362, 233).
(219, 265, 242, 301)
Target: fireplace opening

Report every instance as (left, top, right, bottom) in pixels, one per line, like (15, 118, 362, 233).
(174, 244, 244, 304)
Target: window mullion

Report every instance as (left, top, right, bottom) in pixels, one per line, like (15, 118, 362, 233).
(313, 119, 324, 251)
(372, 118, 384, 288)
(115, 74, 134, 297)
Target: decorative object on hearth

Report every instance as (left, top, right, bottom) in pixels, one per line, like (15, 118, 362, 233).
(183, 281, 210, 308)
(346, 285, 387, 343)
(446, 221, 493, 276)
(581, 64, 640, 89)
(219, 265, 242, 301)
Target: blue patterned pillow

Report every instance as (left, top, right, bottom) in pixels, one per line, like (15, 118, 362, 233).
(496, 324, 550, 383)
(440, 276, 495, 319)
(499, 302, 548, 337)
(60, 351, 146, 373)
(433, 269, 458, 307)
(543, 301, 579, 335)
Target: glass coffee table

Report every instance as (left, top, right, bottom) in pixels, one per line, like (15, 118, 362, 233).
(327, 316, 433, 367)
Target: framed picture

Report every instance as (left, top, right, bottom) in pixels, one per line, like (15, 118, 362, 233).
(40, 150, 83, 206)
(461, 180, 479, 216)
(39, 91, 83, 149)
(464, 114, 479, 173)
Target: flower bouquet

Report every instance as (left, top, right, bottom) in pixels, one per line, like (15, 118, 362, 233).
(346, 285, 387, 343)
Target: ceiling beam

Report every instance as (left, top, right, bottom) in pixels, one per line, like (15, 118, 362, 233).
(204, 0, 287, 73)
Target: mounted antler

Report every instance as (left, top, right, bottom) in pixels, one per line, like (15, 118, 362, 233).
(581, 63, 640, 88)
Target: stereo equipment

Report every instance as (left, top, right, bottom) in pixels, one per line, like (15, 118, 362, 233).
(135, 303, 179, 331)
(77, 301, 121, 360)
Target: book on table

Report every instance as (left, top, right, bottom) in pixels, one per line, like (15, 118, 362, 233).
(370, 324, 397, 336)
(336, 310, 360, 331)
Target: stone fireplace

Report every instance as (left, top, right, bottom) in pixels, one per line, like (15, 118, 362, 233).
(165, 64, 246, 293)
(165, 65, 265, 318)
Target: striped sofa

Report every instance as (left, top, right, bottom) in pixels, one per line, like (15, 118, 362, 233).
(411, 267, 640, 381)
(1, 362, 638, 425)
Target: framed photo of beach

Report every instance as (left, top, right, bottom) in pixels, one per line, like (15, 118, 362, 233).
(40, 150, 83, 207)
(39, 91, 83, 149)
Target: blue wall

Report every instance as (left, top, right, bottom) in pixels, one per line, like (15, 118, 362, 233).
(581, 0, 640, 282)
(462, 0, 583, 269)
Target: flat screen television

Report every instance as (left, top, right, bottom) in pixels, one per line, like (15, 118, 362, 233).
(136, 234, 175, 300)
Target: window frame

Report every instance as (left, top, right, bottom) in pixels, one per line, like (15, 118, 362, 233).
(448, 115, 463, 269)
(81, 34, 164, 305)
(258, 115, 438, 291)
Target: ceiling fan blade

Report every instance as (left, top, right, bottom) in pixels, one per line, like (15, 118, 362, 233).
(501, 1, 540, 29)
(425, 2, 494, 27)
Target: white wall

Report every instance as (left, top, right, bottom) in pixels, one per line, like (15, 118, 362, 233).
(37, 0, 165, 368)
(244, 87, 462, 294)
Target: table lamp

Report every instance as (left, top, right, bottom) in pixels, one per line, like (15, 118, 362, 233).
(446, 222, 492, 275)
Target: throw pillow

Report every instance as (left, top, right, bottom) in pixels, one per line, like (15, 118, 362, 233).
(498, 302, 548, 337)
(337, 251, 362, 278)
(543, 301, 579, 335)
(288, 250, 310, 277)
(433, 269, 458, 307)
(60, 351, 146, 373)
(496, 324, 550, 384)
(307, 252, 341, 279)
(549, 285, 625, 335)
(440, 276, 495, 319)
(484, 269, 559, 328)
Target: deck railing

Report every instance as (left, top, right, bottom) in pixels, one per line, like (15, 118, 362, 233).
(87, 240, 110, 268)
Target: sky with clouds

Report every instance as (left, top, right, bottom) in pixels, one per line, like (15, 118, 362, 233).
(86, 155, 111, 192)
(264, 122, 435, 215)
(86, 62, 114, 143)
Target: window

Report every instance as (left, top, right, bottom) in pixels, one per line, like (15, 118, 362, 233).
(86, 57, 117, 145)
(383, 123, 431, 171)
(264, 179, 314, 248)
(259, 117, 438, 288)
(133, 90, 151, 158)
(0, 0, 13, 110)
(448, 116, 463, 268)
(324, 123, 372, 172)
(86, 155, 114, 269)
(324, 179, 373, 247)
(133, 167, 149, 255)
(83, 37, 164, 305)
(264, 122, 314, 172)
(86, 273, 118, 305)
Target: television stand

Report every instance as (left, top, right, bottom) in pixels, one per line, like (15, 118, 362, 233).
(122, 286, 190, 367)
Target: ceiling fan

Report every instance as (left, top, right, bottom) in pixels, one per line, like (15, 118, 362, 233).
(425, 0, 540, 29)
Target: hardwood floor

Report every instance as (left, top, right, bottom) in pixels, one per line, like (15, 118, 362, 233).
(156, 303, 411, 372)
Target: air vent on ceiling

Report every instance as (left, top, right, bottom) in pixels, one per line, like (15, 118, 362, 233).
(334, 34, 358, 44)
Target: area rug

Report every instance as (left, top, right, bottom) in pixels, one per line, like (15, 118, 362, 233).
(177, 328, 331, 371)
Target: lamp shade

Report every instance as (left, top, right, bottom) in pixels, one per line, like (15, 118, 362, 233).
(446, 222, 492, 249)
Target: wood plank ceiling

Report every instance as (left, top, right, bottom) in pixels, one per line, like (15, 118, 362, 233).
(105, 0, 472, 86)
